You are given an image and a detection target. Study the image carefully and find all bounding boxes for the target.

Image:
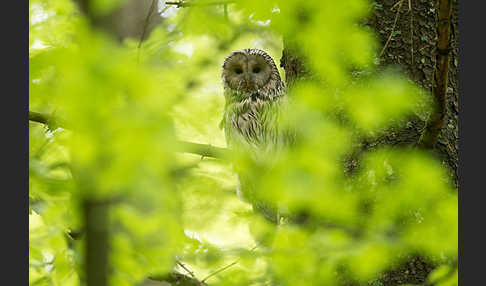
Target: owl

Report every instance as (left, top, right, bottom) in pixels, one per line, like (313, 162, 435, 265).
(220, 48, 293, 223)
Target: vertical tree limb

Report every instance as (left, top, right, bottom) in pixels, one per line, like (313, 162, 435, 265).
(418, 0, 453, 149)
(70, 3, 112, 286)
(138, 0, 159, 49)
(83, 199, 109, 286)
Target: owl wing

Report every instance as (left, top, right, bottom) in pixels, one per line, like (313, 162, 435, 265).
(222, 92, 293, 224)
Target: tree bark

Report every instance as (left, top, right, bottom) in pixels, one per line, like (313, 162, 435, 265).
(279, 0, 458, 285)
(369, 0, 458, 186)
(280, 0, 458, 186)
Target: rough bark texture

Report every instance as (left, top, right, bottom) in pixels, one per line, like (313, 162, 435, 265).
(280, 0, 458, 285)
(368, 0, 458, 186)
(282, 0, 458, 185)
(279, 40, 313, 88)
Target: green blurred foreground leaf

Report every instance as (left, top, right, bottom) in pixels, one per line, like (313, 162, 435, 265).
(29, 0, 457, 285)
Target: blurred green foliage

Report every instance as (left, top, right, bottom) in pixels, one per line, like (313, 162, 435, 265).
(29, 0, 457, 285)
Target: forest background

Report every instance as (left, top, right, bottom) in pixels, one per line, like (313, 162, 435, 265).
(28, 0, 458, 285)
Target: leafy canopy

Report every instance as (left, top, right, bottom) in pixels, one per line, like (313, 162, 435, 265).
(29, 0, 457, 285)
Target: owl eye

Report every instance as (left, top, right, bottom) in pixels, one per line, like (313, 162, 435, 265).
(235, 67, 243, 74)
(252, 66, 261, 73)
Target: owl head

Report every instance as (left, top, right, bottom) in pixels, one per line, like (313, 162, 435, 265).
(222, 49, 285, 100)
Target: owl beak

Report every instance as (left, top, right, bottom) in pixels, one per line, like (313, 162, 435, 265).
(245, 79, 250, 89)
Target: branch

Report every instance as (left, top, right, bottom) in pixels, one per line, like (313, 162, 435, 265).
(379, 0, 404, 58)
(138, 0, 159, 49)
(201, 260, 238, 283)
(148, 272, 207, 285)
(164, 0, 235, 8)
(29, 111, 49, 125)
(201, 245, 258, 283)
(29, 111, 62, 130)
(175, 140, 229, 160)
(176, 261, 196, 278)
(29, 110, 229, 160)
(418, 0, 453, 149)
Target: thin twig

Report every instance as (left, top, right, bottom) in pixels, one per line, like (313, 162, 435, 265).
(137, 0, 159, 63)
(159, 4, 172, 16)
(409, 0, 414, 68)
(165, 0, 235, 8)
(176, 261, 196, 278)
(418, 43, 432, 52)
(201, 261, 238, 282)
(138, 0, 158, 48)
(201, 245, 258, 283)
(390, 0, 403, 10)
(379, 0, 404, 58)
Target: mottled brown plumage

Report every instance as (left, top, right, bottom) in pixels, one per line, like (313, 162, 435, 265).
(220, 49, 292, 223)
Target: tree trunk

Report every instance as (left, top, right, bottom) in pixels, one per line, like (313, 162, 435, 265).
(281, 0, 458, 185)
(279, 0, 458, 285)
(368, 0, 458, 186)
(77, 0, 163, 42)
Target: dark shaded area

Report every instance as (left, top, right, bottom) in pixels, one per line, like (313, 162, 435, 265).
(279, 39, 313, 88)
(83, 199, 109, 286)
(368, 0, 458, 186)
(282, 0, 458, 185)
(376, 256, 436, 286)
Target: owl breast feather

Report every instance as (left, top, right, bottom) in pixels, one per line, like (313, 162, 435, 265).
(222, 92, 286, 157)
